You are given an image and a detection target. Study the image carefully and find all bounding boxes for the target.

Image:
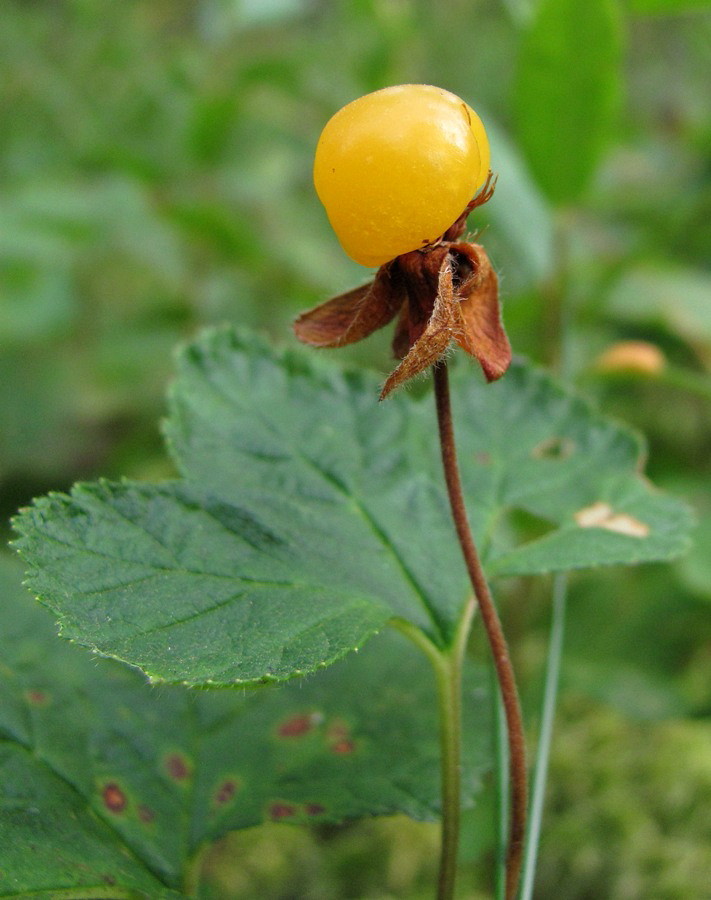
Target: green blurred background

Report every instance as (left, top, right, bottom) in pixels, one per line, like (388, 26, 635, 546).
(1, 0, 710, 896)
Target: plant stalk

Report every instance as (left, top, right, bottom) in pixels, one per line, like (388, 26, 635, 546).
(438, 591, 477, 900)
(494, 686, 510, 900)
(390, 608, 475, 900)
(433, 360, 527, 900)
(435, 642, 464, 899)
(519, 573, 567, 900)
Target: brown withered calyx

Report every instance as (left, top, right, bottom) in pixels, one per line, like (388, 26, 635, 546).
(294, 178, 511, 399)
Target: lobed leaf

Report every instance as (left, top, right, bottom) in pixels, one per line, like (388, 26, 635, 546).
(0, 554, 491, 898)
(450, 361, 695, 575)
(13, 328, 693, 686)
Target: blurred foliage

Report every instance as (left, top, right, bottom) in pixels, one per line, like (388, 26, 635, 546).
(539, 702, 711, 899)
(513, 0, 622, 205)
(1, 0, 710, 896)
(197, 817, 448, 900)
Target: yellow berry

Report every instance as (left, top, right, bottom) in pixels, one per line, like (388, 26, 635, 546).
(314, 84, 491, 267)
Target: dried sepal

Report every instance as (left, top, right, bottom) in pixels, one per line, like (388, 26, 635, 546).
(391, 305, 411, 361)
(380, 262, 459, 399)
(294, 267, 403, 348)
(443, 172, 498, 243)
(451, 243, 511, 382)
(294, 183, 511, 396)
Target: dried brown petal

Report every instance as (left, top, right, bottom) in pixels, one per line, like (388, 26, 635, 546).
(391, 304, 411, 360)
(392, 245, 450, 352)
(294, 267, 404, 348)
(380, 261, 459, 399)
(451, 243, 511, 382)
(443, 172, 498, 243)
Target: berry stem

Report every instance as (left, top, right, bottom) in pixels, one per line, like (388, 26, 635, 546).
(433, 360, 527, 900)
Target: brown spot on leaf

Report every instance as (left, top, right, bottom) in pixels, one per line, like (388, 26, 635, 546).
(101, 874, 117, 886)
(325, 719, 356, 754)
(25, 690, 50, 707)
(102, 783, 127, 814)
(575, 501, 613, 527)
(532, 436, 575, 460)
(215, 779, 239, 807)
(277, 712, 320, 738)
(603, 514, 650, 538)
(574, 502, 650, 538)
(165, 753, 192, 781)
(306, 803, 326, 816)
(270, 803, 296, 820)
(138, 805, 155, 824)
(326, 720, 350, 741)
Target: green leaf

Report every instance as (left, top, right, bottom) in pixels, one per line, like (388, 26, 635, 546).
(629, 0, 711, 12)
(452, 361, 693, 575)
(606, 262, 711, 351)
(0, 350, 100, 483)
(0, 554, 492, 897)
(513, 0, 622, 205)
(673, 478, 711, 602)
(13, 479, 393, 684)
(0, 259, 76, 347)
(485, 122, 555, 291)
(14, 328, 692, 686)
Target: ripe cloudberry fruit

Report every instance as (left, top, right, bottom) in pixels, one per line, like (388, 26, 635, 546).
(313, 84, 490, 267)
(297, 84, 508, 398)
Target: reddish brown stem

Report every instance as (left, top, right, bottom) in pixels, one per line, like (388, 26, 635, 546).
(433, 360, 527, 900)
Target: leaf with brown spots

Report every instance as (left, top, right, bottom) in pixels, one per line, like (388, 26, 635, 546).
(574, 502, 650, 538)
(4, 327, 694, 895)
(102, 782, 128, 814)
(0, 554, 492, 897)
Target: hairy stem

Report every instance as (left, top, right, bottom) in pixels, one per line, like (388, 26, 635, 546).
(433, 360, 527, 900)
(494, 687, 510, 900)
